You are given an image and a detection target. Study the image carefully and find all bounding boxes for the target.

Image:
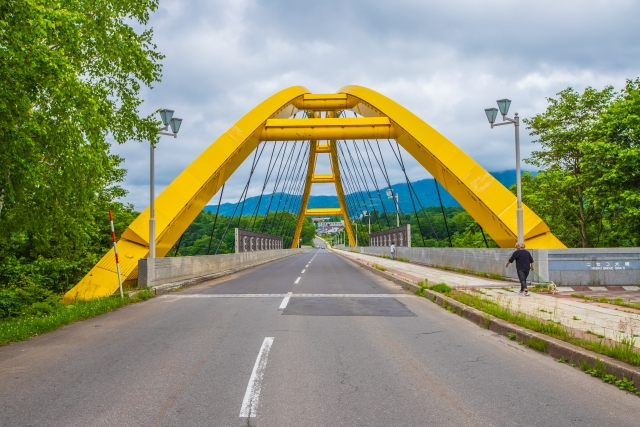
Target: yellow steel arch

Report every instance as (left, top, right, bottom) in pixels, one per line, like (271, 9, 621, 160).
(338, 85, 565, 250)
(65, 85, 564, 301)
(64, 86, 312, 301)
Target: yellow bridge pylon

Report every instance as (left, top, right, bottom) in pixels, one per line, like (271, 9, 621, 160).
(64, 86, 565, 301)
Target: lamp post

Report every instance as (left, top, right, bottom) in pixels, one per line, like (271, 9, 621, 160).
(484, 99, 523, 245)
(355, 222, 358, 247)
(149, 109, 183, 259)
(362, 210, 371, 234)
(386, 189, 399, 227)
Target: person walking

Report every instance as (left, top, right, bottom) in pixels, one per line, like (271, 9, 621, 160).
(390, 242, 396, 260)
(505, 243, 534, 296)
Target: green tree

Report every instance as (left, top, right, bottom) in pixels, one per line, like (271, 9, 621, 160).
(523, 86, 614, 247)
(581, 79, 640, 246)
(0, 0, 163, 292)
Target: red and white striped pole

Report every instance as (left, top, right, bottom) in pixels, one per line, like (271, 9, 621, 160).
(109, 210, 124, 298)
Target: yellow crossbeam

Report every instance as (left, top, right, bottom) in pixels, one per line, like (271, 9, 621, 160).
(311, 174, 335, 183)
(292, 93, 356, 111)
(260, 118, 397, 141)
(305, 208, 343, 216)
(316, 143, 331, 153)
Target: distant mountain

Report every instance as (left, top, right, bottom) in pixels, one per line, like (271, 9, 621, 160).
(203, 170, 532, 217)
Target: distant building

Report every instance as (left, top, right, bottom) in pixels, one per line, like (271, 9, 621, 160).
(317, 221, 344, 235)
(311, 217, 330, 223)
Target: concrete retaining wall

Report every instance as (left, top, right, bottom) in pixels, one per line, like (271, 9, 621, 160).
(346, 246, 640, 286)
(138, 249, 309, 292)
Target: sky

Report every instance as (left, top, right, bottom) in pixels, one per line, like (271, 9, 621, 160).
(111, 0, 640, 210)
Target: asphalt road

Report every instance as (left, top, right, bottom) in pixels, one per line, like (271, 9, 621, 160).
(1, 240, 639, 426)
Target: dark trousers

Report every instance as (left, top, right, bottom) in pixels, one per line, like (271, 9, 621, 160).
(517, 269, 530, 292)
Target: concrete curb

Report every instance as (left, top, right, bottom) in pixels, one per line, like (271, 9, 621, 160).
(152, 250, 310, 296)
(336, 250, 640, 384)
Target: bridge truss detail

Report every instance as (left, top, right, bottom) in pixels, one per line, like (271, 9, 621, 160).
(64, 85, 565, 301)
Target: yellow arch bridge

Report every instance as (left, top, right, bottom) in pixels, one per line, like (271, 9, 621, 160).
(64, 85, 565, 301)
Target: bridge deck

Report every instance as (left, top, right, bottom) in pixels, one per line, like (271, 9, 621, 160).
(1, 241, 638, 426)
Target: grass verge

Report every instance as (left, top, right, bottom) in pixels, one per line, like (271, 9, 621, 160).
(0, 290, 154, 346)
(571, 293, 640, 311)
(372, 263, 387, 271)
(417, 286, 640, 368)
(417, 285, 640, 397)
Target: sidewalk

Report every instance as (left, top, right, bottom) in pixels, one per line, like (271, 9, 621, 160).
(334, 248, 510, 288)
(334, 248, 640, 348)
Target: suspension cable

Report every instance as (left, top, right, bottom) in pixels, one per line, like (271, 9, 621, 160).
(356, 139, 392, 229)
(337, 148, 368, 218)
(385, 140, 429, 246)
(172, 233, 184, 256)
(341, 140, 377, 215)
(214, 143, 265, 255)
(335, 150, 362, 217)
(434, 179, 453, 247)
(337, 141, 371, 214)
(361, 138, 393, 227)
(276, 143, 309, 236)
(335, 143, 364, 217)
(372, 139, 398, 226)
(266, 142, 301, 232)
(249, 141, 285, 230)
(259, 143, 294, 233)
(206, 183, 225, 254)
(277, 146, 310, 245)
(352, 141, 384, 219)
(390, 140, 442, 246)
(480, 226, 489, 248)
(271, 142, 308, 234)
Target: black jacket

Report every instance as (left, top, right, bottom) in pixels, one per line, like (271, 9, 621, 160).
(509, 249, 534, 270)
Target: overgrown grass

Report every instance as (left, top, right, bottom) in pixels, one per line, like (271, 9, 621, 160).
(373, 263, 387, 271)
(421, 287, 640, 367)
(0, 290, 154, 346)
(431, 264, 506, 281)
(415, 280, 452, 297)
(527, 337, 548, 353)
(378, 254, 411, 263)
(581, 358, 640, 396)
(415, 285, 640, 396)
(571, 293, 640, 311)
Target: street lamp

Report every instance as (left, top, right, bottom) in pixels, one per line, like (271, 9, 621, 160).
(386, 188, 399, 227)
(362, 210, 371, 235)
(484, 99, 523, 245)
(355, 221, 358, 247)
(149, 109, 183, 259)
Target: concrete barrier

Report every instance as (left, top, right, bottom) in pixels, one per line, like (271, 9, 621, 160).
(345, 246, 640, 286)
(138, 249, 310, 293)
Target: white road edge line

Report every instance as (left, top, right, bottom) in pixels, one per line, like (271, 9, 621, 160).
(239, 337, 274, 418)
(301, 269, 306, 273)
(305, 264, 309, 267)
(278, 292, 293, 310)
(294, 277, 301, 284)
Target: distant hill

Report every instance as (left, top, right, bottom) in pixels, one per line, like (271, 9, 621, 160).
(203, 170, 532, 217)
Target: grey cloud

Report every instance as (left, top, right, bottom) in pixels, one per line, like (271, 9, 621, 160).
(111, 0, 640, 210)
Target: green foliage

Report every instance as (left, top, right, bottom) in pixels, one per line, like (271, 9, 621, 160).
(0, 0, 162, 294)
(521, 80, 640, 247)
(527, 337, 548, 353)
(372, 263, 386, 271)
(426, 283, 452, 294)
(350, 206, 498, 248)
(0, 289, 154, 346)
(173, 211, 316, 256)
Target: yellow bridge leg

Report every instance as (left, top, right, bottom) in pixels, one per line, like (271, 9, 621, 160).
(329, 140, 355, 246)
(291, 140, 317, 248)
